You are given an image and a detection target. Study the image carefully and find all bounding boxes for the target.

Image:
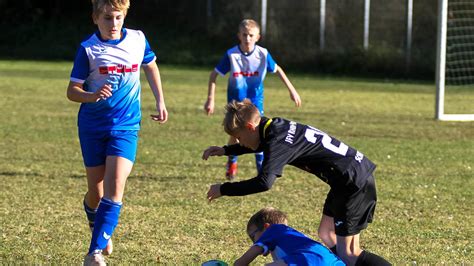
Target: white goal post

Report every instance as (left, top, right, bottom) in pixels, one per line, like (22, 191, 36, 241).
(435, 0, 474, 121)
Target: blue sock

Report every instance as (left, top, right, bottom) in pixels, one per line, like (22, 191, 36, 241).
(255, 152, 264, 173)
(83, 200, 97, 230)
(229, 155, 238, 164)
(88, 198, 122, 254)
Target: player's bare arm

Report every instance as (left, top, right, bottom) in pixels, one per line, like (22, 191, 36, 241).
(275, 66, 302, 107)
(234, 245, 263, 266)
(67, 81, 113, 103)
(202, 146, 225, 160)
(143, 62, 168, 123)
(204, 70, 219, 115)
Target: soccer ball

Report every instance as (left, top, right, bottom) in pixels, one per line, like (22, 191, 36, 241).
(201, 259, 228, 266)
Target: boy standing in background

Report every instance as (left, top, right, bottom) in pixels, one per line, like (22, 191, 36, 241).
(204, 19, 302, 180)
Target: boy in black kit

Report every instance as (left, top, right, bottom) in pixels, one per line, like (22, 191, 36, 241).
(202, 99, 391, 266)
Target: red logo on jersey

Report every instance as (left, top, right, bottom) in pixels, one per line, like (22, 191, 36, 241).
(99, 64, 139, 74)
(233, 71, 259, 77)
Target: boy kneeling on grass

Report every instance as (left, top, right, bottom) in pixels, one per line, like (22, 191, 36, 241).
(235, 207, 344, 266)
(202, 99, 391, 266)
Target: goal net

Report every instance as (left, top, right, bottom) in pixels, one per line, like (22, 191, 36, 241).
(436, 0, 474, 121)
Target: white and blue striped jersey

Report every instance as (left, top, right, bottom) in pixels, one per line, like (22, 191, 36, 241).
(70, 28, 156, 132)
(215, 45, 277, 103)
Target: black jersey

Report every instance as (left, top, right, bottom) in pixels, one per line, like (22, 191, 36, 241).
(220, 117, 376, 196)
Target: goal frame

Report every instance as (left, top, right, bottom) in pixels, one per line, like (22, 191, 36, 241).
(435, 0, 474, 121)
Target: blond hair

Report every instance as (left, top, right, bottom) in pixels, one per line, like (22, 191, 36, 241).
(92, 0, 130, 17)
(223, 99, 260, 136)
(247, 207, 288, 231)
(238, 19, 260, 33)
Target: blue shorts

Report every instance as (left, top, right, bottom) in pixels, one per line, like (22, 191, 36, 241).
(79, 130, 139, 167)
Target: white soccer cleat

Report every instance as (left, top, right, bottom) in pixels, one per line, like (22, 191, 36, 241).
(83, 251, 106, 266)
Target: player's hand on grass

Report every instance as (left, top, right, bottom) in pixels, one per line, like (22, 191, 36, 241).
(150, 102, 168, 123)
(207, 183, 222, 202)
(92, 84, 113, 102)
(204, 99, 215, 116)
(202, 146, 225, 160)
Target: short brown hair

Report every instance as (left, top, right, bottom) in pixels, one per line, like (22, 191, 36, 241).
(247, 207, 288, 231)
(238, 19, 260, 32)
(223, 99, 260, 136)
(92, 0, 130, 17)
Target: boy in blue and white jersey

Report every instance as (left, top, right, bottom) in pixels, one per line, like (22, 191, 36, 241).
(67, 0, 168, 265)
(235, 207, 344, 266)
(204, 19, 302, 180)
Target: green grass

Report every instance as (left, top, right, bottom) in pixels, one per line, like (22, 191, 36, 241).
(0, 60, 473, 264)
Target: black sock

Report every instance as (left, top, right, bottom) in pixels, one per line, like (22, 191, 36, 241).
(355, 250, 391, 266)
(330, 245, 338, 256)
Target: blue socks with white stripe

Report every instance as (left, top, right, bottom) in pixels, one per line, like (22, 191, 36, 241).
(88, 198, 122, 254)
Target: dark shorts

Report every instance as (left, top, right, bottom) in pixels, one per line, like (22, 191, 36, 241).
(79, 130, 139, 167)
(323, 174, 377, 236)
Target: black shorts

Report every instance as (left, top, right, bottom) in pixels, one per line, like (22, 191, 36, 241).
(322, 174, 377, 236)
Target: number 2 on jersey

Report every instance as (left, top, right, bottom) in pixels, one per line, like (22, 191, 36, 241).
(304, 127, 349, 156)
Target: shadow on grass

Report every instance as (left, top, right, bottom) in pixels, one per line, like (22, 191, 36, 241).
(67, 173, 86, 179)
(128, 173, 188, 181)
(0, 171, 44, 177)
(63, 172, 187, 181)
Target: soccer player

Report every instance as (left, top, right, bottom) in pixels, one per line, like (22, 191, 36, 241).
(236, 207, 344, 266)
(202, 100, 391, 266)
(204, 19, 302, 180)
(66, 0, 168, 265)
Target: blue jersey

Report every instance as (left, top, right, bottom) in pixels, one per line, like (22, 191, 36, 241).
(70, 28, 156, 132)
(254, 224, 344, 266)
(215, 45, 277, 107)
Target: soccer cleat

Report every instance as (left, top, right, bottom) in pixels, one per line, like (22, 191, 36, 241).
(226, 161, 237, 180)
(83, 251, 106, 266)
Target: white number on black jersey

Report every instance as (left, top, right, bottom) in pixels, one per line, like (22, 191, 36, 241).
(304, 127, 349, 156)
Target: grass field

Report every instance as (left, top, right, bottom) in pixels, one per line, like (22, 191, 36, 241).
(0, 60, 473, 265)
